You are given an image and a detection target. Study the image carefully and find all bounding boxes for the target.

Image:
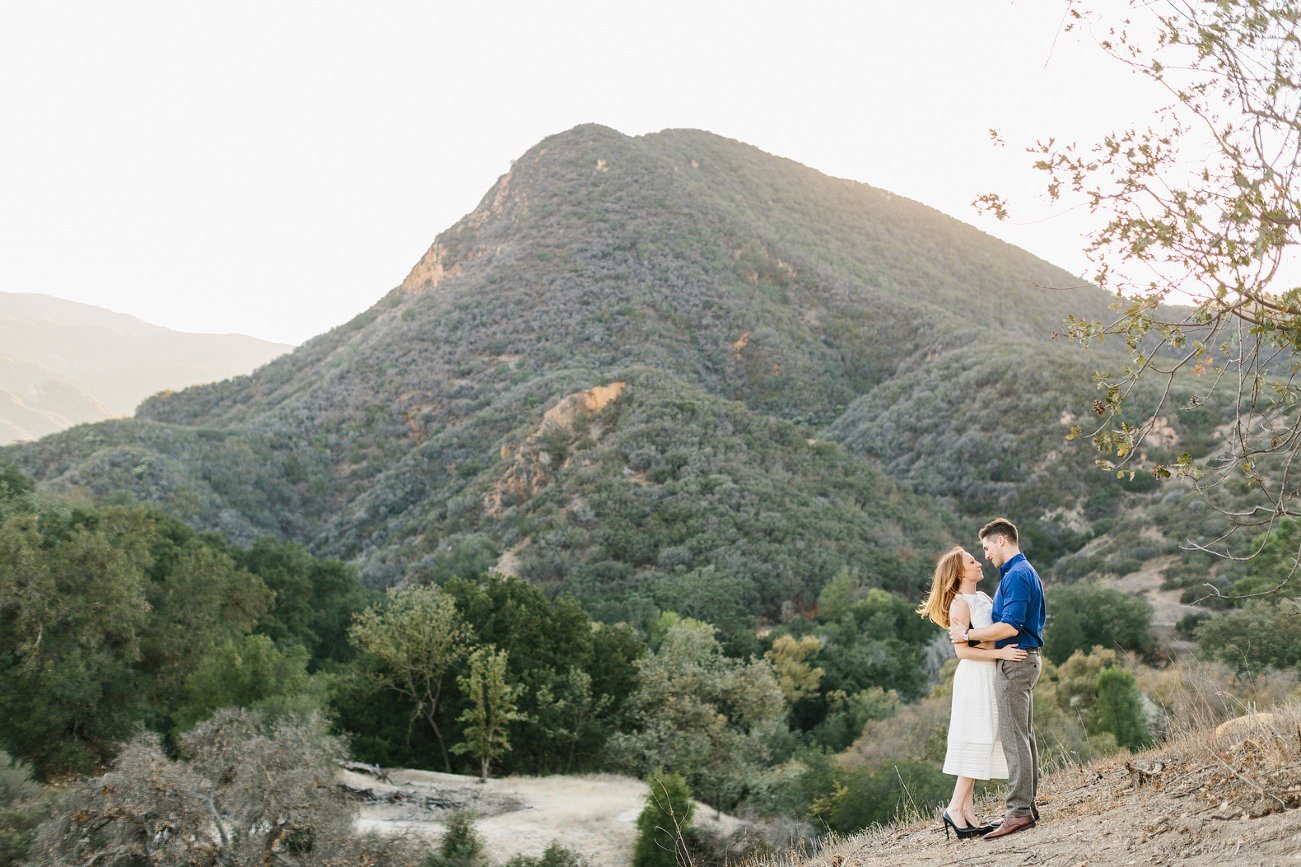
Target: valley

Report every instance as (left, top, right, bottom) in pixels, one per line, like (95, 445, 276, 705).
(0, 124, 1283, 867)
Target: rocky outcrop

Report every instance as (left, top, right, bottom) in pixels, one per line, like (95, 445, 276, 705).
(484, 382, 625, 516)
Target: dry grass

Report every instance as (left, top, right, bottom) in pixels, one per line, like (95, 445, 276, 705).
(1137, 656, 1300, 738)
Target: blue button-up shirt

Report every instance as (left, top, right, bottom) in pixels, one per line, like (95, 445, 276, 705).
(990, 553, 1045, 648)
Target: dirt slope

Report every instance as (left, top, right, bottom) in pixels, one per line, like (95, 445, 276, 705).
(794, 712, 1300, 867)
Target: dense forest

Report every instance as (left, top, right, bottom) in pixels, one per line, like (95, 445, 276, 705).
(0, 126, 1291, 865)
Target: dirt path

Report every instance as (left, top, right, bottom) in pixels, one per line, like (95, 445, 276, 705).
(342, 768, 741, 867)
(1097, 555, 1204, 629)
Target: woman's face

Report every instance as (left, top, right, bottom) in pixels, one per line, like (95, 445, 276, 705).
(961, 550, 983, 583)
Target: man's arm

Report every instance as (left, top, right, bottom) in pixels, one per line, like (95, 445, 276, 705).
(947, 616, 1018, 643)
(965, 621, 1018, 642)
(965, 570, 1030, 644)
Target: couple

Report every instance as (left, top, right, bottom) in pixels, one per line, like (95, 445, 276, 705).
(919, 517, 1046, 841)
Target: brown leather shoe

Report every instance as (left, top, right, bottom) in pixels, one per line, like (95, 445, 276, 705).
(983, 815, 1035, 840)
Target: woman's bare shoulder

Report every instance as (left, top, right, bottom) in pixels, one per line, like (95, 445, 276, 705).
(948, 595, 971, 620)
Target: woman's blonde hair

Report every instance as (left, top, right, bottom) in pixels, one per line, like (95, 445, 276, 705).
(916, 545, 966, 628)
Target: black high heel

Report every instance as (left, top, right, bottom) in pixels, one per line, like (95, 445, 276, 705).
(943, 811, 982, 840)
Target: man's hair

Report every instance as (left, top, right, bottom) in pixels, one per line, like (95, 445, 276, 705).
(979, 517, 1019, 546)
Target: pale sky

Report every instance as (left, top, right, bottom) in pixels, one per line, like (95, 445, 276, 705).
(0, 1, 1168, 346)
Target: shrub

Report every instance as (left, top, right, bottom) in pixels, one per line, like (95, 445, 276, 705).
(27, 709, 365, 867)
(810, 760, 949, 833)
(503, 842, 589, 867)
(425, 812, 487, 867)
(633, 773, 694, 867)
(0, 750, 46, 867)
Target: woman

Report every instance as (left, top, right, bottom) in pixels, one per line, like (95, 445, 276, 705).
(917, 545, 1027, 839)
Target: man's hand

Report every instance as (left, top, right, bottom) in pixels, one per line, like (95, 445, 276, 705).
(948, 623, 966, 644)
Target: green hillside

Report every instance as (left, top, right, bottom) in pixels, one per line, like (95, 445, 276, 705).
(4, 125, 1128, 617)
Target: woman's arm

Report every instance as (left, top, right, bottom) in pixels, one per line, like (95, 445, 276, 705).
(956, 643, 1027, 662)
(948, 597, 972, 650)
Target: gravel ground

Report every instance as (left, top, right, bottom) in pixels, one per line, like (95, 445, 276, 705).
(342, 767, 741, 867)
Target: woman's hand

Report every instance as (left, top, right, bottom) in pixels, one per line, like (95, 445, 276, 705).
(996, 645, 1027, 662)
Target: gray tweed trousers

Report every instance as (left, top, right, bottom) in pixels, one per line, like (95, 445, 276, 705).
(994, 651, 1041, 818)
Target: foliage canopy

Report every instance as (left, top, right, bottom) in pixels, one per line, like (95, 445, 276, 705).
(981, 1, 1301, 593)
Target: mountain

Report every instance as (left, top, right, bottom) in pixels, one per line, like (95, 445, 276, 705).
(2, 125, 1167, 625)
(0, 293, 293, 441)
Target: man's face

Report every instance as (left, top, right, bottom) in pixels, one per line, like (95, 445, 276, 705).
(980, 533, 1006, 567)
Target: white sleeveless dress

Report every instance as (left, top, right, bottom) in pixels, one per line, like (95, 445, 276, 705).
(943, 592, 1008, 780)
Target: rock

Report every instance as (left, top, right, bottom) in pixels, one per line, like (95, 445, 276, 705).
(1215, 712, 1275, 738)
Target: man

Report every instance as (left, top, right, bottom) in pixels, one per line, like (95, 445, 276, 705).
(948, 517, 1045, 840)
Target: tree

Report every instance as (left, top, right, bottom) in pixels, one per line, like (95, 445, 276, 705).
(349, 585, 475, 771)
(808, 686, 901, 752)
(764, 634, 825, 706)
(136, 525, 274, 716)
(1094, 665, 1153, 751)
(175, 634, 323, 729)
(0, 498, 331, 775)
(337, 575, 640, 775)
(536, 666, 612, 774)
(0, 464, 33, 500)
(1042, 647, 1151, 751)
(979, 1, 1301, 592)
(0, 509, 154, 774)
(451, 646, 528, 782)
(816, 566, 864, 621)
(235, 537, 374, 667)
(608, 620, 786, 811)
(650, 565, 748, 636)
(444, 574, 640, 775)
(1234, 517, 1301, 597)
(1042, 582, 1154, 664)
(1194, 599, 1301, 676)
(1050, 647, 1120, 717)
(632, 773, 694, 867)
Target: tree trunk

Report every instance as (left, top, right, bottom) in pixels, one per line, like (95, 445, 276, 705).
(427, 711, 452, 772)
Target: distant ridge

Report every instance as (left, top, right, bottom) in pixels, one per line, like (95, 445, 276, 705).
(0, 292, 292, 441)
